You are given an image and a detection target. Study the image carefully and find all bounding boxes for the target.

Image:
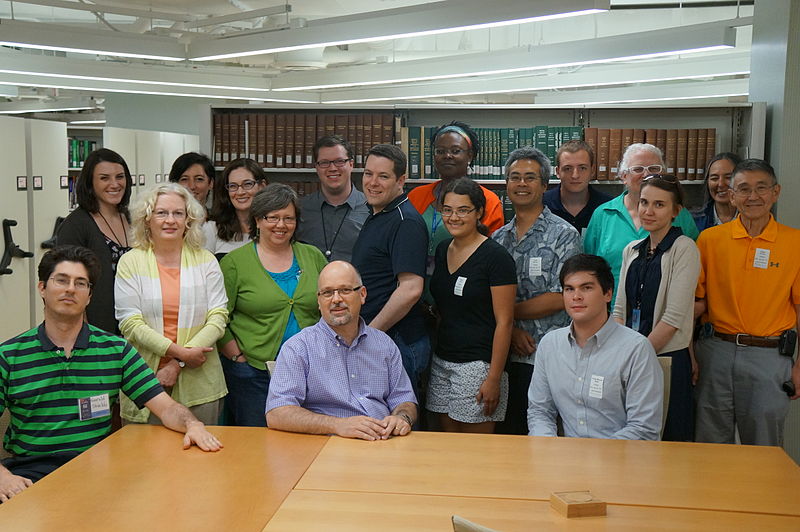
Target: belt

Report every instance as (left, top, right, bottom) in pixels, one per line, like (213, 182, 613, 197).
(713, 331, 780, 348)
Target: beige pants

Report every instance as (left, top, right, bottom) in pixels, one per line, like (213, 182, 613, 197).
(122, 399, 223, 426)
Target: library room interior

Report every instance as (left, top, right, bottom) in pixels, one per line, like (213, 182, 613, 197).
(1, 0, 799, 530)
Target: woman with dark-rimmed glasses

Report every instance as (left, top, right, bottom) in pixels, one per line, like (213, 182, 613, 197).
(613, 174, 700, 441)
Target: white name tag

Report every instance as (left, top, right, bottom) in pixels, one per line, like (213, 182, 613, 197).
(754, 248, 770, 269)
(78, 393, 111, 421)
(454, 276, 467, 296)
(589, 375, 604, 399)
(528, 257, 543, 277)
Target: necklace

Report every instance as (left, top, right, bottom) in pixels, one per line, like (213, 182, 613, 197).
(321, 204, 350, 259)
(97, 211, 128, 247)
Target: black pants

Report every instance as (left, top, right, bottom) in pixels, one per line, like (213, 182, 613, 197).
(1, 451, 81, 483)
(496, 362, 534, 435)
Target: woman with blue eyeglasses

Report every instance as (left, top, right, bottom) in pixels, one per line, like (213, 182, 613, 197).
(218, 184, 327, 426)
(203, 158, 267, 260)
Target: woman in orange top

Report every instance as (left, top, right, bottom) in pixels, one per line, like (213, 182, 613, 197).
(408, 121, 504, 277)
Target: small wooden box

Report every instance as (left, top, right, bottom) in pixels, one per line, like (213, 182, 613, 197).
(550, 491, 607, 518)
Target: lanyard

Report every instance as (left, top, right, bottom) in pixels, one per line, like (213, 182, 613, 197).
(321, 204, 350, 259)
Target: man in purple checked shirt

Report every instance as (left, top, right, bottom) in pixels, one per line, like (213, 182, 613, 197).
(266, 261, 418, 440)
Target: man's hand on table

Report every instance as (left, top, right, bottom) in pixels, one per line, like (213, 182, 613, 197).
(0, 469, 33, 502)
(183, 421, 223, 452)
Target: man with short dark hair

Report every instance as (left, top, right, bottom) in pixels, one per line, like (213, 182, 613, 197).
(295, 135, 370, 262)
(694, 158, 800, 446)
(528, 254, 663, 440)
(352, 144, 430, 397)
(266, 261, 417, 440)
(492, 147, 581, 434)
(0, 246, 222, 502)
(543, 140, 612, 233)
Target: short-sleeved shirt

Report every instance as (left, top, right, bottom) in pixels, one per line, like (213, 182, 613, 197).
(352, 193, 429, 343)
(543, 184, 613, 234)
(0, 323, 163, 456)
(296, 187, 370, 263)
(430, 238, 517, 363)
(695, 215, 800, 337)
(492, 207, 582, 364)
(266, 318, 417, 419)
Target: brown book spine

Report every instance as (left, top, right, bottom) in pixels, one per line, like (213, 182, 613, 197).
(665, 129, 678, 174)
(381, 113, 393, 144)
(324, 114, 335, 137)
(583, 127, 598, 178)
(645, 129, 658, 146)
(633, 129, 645, 145)
(229, 114, 238, 163)
(347, 114, 357, 148)
(656, 129, 667, 157)
(275, 114, 286, 168)
(355, 114, 364, 167)
(364, 114, 373, 155)
(696, 128, 708, 179)
(213, 113, 223, 166)
(304, 114, 315, 168)
(266, 114, 276, 168)
(257, 114, 266, 166)
(248, 114, 258, 162)
(609, 129, 622, 177)
(705, 128, 717, 163)
(686, 129, 699, 180)
(315, 114, 325, 146)
(596, 129, 610, 180)
(621, 128, 634, 152)
(294, 114, 304, 169)
(335, 115, 348, 139)
(284, 114, 295, 167)
(239, 114, 247, 159)
(676, 129, 688, 180)
(372, 114, 382, 149)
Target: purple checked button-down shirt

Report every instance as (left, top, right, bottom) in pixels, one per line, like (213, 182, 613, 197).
(266, 318, 417, 420)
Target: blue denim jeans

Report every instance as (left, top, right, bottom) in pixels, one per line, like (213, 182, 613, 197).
(390, 331, 431, 405)
(220, 356, 270, 427)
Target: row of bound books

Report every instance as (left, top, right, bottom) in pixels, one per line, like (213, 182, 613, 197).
(282, 180, 321, 198)
(212, 112, 396, 169)
(67, 138, 97, 169)
(585, 127, 717, 181)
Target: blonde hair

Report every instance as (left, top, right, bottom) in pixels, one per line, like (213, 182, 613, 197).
(129, 182, 205, 250)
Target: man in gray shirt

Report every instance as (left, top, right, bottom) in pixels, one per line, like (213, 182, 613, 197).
(296, 135, 370, 262)
(528, 254, 663, 440)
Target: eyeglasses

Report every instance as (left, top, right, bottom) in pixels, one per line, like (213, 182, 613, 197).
(732, 184, 775, 197)
(263, 215, 297, 225)
(49, 275, 91, 291)
(318, 286, 362, 299)
(627, 164, 664, 175)
(441, 207, 476, 218)
(315, 158, 351, 169)
(434, 148, 468, 157)
(225, 180, 258, 192)
(507, 175, 543, 184)
(153, 210, 187, 220)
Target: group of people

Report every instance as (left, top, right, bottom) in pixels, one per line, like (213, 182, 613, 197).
(1, 120, 798, 502)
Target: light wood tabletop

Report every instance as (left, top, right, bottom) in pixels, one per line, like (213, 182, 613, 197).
(264, 490, 800, 532)
(0, 425, 328, 531)
(295, 431, 800, 516)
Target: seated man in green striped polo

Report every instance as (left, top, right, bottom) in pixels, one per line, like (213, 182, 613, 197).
(0, 246, 223, 503)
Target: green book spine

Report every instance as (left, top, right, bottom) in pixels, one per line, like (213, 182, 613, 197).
(423, 126, 433, 179)
(408, 126, 421, 179)
(571, 126, 583, 140)
(500, 129, 510, 176)
(547, 127, 556, 163)
(535, 126, 548, 153)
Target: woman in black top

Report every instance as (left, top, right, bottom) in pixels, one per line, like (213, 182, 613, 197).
(428, 177, 516, 433)
(57, 148, 133, 334)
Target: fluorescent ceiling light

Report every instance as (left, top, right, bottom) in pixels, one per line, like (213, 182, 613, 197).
(0, 19, 185, 61)
(69, 120, 106, 124)
(273, 19, 741, 92)
(189, 0, 608, 61)
(0, 106, 95, 114)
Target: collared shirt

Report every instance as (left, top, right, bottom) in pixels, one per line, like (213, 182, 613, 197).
(0, 323, 163, 456)
(352, 193, 428, 342)
(696, 215, 800, 337)
(543, 184, 613, 234)
(583, 191, 700, 295)
(528, 316, 663, 441)
(266, 318, 417, 419)
(492, 206, 582, 364)
(296, 187, 370, 263)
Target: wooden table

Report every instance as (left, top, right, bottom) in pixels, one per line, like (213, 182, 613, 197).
(0, 425, 328, 531)
(294, 432, 800, 516)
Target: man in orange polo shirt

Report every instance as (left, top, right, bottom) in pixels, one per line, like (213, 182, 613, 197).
(694, 159, 800, 446)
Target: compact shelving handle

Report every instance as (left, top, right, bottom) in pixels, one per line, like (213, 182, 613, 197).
(40, 216, 65, 250)
(1, 219, 34, 276)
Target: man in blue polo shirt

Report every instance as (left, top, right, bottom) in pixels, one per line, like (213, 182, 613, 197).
(352, 144, 430, 398)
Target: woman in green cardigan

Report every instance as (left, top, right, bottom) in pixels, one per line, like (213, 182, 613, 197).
(219, 183, 327, 426)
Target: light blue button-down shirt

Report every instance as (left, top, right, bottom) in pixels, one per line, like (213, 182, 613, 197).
(528, 316, 663, 440)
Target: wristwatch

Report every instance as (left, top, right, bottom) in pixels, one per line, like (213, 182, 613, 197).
(231, 353, 243, 362)
(177, 359, 186, 368)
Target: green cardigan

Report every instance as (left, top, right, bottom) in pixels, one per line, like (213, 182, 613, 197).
(219, 241, 328, 369)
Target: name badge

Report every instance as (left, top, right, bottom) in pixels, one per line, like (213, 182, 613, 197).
(528, 257, 543, 277)
(589, 375, 604, 399)
(454, 276, 467, 296)
(78, 393, 111, 421)
(631, 308, 641, 332)
(753, 248, 770, 269)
